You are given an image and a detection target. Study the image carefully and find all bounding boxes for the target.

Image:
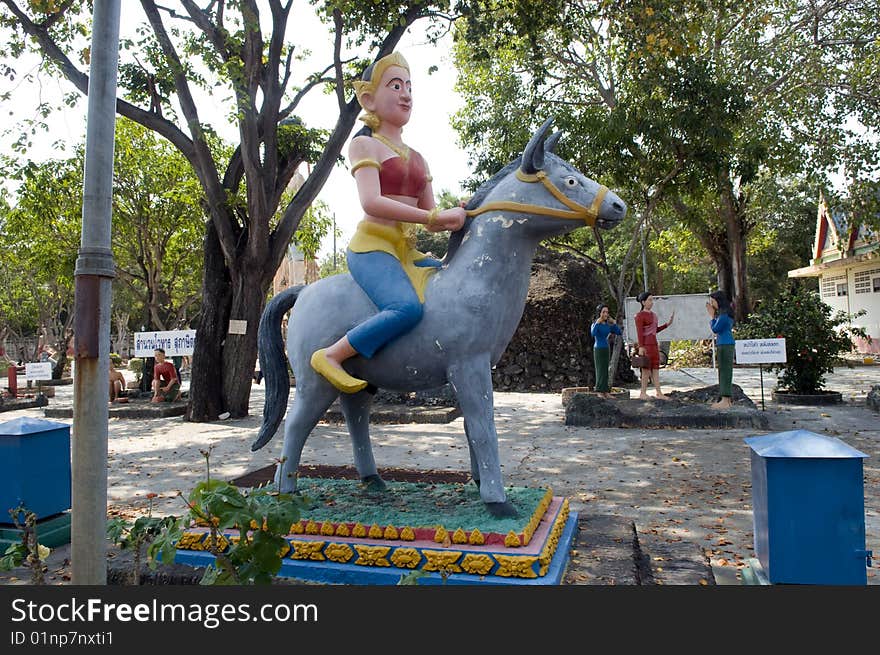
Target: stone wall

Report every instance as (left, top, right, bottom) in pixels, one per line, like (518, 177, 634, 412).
(492, 246, 637, 392)
(868, 384, 880, 413)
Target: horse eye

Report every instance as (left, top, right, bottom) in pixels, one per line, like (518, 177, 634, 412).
(564, 176, 578, 187)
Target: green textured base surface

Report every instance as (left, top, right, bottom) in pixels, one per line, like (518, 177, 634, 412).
(290, 476, 548, 537)
(0, 511, 71, 549)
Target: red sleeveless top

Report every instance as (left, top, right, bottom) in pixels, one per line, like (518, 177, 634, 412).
(379, 151, 428, 198)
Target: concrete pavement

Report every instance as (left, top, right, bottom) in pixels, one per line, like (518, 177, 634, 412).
(2, 363, 878, 585)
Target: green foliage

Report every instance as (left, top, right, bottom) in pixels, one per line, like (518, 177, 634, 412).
(668, 339, 713, 369)
(185, 477, 304, 585)
(318, 248, 349, 279)
(107, 449, 306, 585)
(106, 495, 183, 585)
(128, 358, 144, 382)
(0, 505, 50, 584)
(450, 0, 880, 317)
(736, 284, 869, 393)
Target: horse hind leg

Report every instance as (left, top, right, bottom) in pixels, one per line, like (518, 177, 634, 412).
(339, 390, 386, 491)
(274, 383, 339, 494)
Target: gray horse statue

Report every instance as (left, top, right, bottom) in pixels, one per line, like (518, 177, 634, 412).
(253, 118, 626, 517)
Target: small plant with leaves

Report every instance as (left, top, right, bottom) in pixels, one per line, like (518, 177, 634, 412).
(737, 283, 870, 393)
(0, 505, 51, 584)
(106, 493, 183, 585)
(177, 447, 306, 585)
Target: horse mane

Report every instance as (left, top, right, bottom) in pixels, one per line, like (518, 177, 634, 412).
(443, 156, 523, 264)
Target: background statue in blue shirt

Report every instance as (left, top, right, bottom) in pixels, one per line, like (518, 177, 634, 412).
(590, 303, 622, 398)
(707, 290, 735, 409)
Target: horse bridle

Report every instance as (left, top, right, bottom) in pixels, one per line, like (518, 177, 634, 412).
(464, 169, 608, 226)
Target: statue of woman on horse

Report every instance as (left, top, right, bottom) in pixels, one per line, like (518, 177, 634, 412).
(254, 52, 627, 517)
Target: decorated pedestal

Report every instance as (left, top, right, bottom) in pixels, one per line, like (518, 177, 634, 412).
(174, 477, 577, 585)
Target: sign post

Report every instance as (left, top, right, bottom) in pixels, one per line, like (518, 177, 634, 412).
(734, 338, 787, 410)
(25, 362, 53, 398)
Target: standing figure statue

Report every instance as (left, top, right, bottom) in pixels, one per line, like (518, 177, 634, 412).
(707, 290, 735, 409)
(591, 303, 621, 399)
(310, 51, 466, 394)
(253, 67, 627, 516)
(634, 291, 674, 400)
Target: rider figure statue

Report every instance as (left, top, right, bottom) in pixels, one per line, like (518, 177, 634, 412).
(310, 51, 467, 393)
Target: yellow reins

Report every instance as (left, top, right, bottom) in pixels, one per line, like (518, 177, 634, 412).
(464, 169, 608, 226)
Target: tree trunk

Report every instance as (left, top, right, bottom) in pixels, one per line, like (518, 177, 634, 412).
(718, 174, 750, 322)
(186, 221, 232, 421)
(222, 259, 271, 417)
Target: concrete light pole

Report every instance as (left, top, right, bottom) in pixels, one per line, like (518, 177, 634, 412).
(71, 0, 121, 584)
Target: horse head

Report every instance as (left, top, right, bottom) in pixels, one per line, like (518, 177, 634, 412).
(447, 118, 626, 260)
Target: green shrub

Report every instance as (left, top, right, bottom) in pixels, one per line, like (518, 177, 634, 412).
(110, 352, 123, 367)
(128, 358, 144, 382)
(736, 283, 868, 393)
(668, 339, 713, 369)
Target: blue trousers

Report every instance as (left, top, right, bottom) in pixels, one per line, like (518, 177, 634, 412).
(346, 250, 440, 358)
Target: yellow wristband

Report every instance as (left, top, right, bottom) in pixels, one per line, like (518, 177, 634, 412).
(426, 207, 440, 227)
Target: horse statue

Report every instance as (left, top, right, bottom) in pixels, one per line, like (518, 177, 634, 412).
(253, 118, 626, 517)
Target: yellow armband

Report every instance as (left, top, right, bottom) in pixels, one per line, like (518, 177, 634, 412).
(350, 159, 382, 175)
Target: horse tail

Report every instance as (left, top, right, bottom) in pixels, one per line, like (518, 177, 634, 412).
(251, 284, 304, 452)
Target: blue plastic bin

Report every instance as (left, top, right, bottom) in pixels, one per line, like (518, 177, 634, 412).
(744, 429, 871, 585)
(0, 417, 71, 522)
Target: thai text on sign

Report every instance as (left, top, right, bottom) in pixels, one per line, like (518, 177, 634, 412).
(735, 338, 787, 364)
(134, 330, 197, 357)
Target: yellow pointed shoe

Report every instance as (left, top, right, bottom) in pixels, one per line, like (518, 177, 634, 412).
(310, 349, 368, 394)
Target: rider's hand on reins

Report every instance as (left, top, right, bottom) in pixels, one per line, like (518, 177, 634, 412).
(428, 207, 466, 232)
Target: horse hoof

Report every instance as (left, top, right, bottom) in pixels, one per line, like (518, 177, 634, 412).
(361, 474, 387, 492)
(486, 501, 517, 518)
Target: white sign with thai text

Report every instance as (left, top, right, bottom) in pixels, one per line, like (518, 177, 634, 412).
(133, 330, 197, 357)
(25, 362, 53, 381)
(735, 338, 787, 364)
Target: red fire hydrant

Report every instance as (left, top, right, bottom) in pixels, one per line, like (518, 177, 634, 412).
(6, 365, 17, 397)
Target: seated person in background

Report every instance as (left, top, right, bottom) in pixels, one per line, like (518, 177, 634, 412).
(109, 362, 127, 403)
(151, 348, 181, 403)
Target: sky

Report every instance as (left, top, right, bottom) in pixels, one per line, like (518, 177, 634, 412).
(0, 4, 472, 262)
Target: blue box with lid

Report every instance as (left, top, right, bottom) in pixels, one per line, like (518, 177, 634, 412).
(744, 429, 871, 585)
(0, 417, 71, 522)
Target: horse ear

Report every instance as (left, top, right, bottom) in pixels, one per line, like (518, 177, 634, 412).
(546, 131, 562, 153)
(521, 117, 554, 174)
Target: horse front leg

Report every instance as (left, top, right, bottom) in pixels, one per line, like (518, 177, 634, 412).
(447, 356, 517, 518)
(339, 390, 386, 491)
(463, 418, 480, 487)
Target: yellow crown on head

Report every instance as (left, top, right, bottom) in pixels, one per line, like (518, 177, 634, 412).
(353, 51, 410, 109)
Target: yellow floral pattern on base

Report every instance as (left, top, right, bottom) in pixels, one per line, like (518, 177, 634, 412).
(178, 532, 206, 550)
(354, 545, 391, 567)
(324, 543, 354, 564)
(495, 555, 538, 578)
(290, 540, 326, 561)
(422, 550, 462, 573)
(390, 548, 422, 569)
(504, 531, 521, 547)
(400, 527, 415, 541)
(460, 554, 494, 576)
